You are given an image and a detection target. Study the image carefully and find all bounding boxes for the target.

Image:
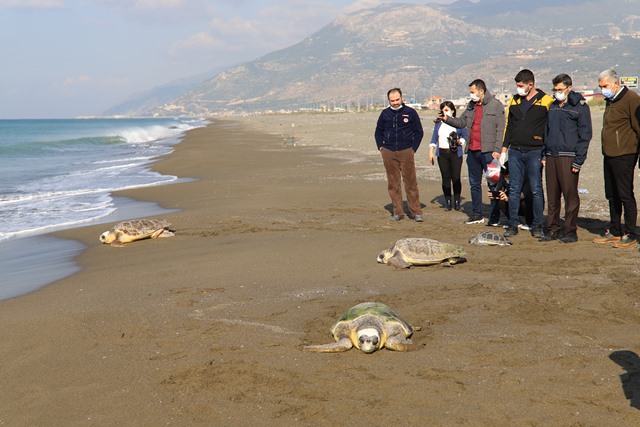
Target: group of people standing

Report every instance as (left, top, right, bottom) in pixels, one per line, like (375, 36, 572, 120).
(374, 68, 640, 248)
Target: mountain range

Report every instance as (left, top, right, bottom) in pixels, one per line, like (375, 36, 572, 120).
(105, 0, 640, 117)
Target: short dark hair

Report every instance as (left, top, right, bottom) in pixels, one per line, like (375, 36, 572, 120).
(440, 100, 457, 117)
(552, 73, 572, 87)
(514, 69, 535, 84)
(387, 88, 402, 99)
(468, 79, 487, 92)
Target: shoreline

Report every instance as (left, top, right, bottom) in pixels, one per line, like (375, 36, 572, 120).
(0, 196, 179, 301)
(1, 114, 638, 424)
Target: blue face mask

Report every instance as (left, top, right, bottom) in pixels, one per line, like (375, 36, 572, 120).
(602, 88, 615, 99)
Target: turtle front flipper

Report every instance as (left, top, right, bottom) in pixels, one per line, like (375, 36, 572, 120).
(387, 255, 412, 269)
(303, 337, 353, 353)
(384, 335, 413, 352)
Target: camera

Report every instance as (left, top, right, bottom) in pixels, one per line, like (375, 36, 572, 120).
(447, 131, 459, 151)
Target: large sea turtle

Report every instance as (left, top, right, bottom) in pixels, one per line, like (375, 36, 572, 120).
(303, 302, 413, 353)
(469, 231, 512, 246)
(377, 238, 466, 268)
(99, 218, 174, 247)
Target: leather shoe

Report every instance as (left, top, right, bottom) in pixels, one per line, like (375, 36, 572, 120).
(560, 232, 578, 243)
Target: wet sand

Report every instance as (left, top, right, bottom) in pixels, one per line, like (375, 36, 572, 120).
(1, 111, 639, 425)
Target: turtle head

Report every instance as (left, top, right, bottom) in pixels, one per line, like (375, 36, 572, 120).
(100, 231, 115, 244)
(356, 328, 381, 353)
(377, 249, 392, 264)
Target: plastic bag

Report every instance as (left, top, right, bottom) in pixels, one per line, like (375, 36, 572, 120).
(485, 158, 501, 184)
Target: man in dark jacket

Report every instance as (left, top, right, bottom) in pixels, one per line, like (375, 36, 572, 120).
(443, 79, 505, 224)
(540, 73, 592, 243)
(375, 88, 424, 222)
(592, 69, 640, 248)
(501, 69, 554, 239)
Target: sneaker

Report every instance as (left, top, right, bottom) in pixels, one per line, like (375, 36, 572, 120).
(453, 200, 461, 211)
(486, 221, 501, 227)
(465, 214, 484, 225)
(390, 215, 404, 221)
(612, 235, 637, 248)
(445, 200, 452, 211)
(518, 224, 532, 231)
(560, 232, 578, 243)
(414, 215, 424, 222)
(593, 229, 620, 243)
(530, 226, 544, 239)
(504, 225, 518, 237)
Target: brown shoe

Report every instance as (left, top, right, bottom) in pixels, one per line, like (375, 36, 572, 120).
(593, 230, 620, 243)
(612, 235, 637, 248)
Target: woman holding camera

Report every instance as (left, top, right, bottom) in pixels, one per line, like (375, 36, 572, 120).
(429, 101, 467, 211)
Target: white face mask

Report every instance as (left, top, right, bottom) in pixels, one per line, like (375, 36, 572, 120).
(553, 90, 568, 102)
(516, 86, 529, 97)
(445, 110, 453, 117)
(469, 92, 480, 102)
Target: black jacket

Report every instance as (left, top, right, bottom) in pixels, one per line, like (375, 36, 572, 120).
(503, 90, 554, 151)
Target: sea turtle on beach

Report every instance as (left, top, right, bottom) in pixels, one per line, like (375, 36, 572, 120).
(377, 238, 466, 268)
(99, 218, 174, 247)
(303, 302, 413, 353)
(469, 231, 512, 246)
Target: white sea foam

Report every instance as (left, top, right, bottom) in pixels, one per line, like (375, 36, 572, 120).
(0, 117, 206, 243)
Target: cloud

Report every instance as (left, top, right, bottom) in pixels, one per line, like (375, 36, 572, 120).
(61, 75, 91, 87)
(341, 0, 382, 13)
(0, 0, 66, 9)
(169, 0, 344, 59)
(168, 31, 225, 55)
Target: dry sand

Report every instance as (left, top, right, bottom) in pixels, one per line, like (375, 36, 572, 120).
(1, 110, 640, 425)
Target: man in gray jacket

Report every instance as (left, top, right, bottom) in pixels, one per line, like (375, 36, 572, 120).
(442, 79, 506, 224)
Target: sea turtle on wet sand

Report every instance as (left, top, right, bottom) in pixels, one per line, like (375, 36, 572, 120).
(469, 231, 512, 246)
(377, 238, 466, 268)
(303, 302, 413, 353)
(99, 218, 174, 247)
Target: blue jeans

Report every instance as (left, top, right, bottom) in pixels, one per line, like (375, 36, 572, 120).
(466, 150, 496, 216)
(507, 148, 544, 227)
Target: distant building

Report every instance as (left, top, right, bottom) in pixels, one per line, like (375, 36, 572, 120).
(423, 96, 444, 110)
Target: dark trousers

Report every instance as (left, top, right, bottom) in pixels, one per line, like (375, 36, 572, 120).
(507, 148, 545, 228)
(603, 153, 638, 238)
(545, 156, 580, 235)
(436, 149, 463, 200)
(381, 147, 422, 217)
(466, 150, 496, 216)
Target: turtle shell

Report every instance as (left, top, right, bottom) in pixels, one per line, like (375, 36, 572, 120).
(332, 302, 413, 336)
(392, 238, 466, 265)
(111, 218, 171, 237)
(469, 231, 512, 246)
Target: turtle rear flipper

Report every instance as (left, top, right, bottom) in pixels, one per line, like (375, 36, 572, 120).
(303, 337, 353, 353)
(156, 230, 175, 238)
(385, 335, 413, 351)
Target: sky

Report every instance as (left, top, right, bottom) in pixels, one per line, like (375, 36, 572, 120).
(0, 0, 454, 119)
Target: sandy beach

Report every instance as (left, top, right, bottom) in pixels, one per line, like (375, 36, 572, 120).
(1, 110, 640, 425)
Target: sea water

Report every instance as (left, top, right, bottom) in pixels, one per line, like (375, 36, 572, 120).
(0, 117, 207, 300)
